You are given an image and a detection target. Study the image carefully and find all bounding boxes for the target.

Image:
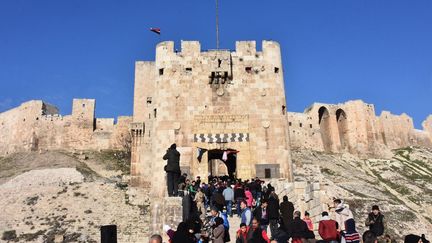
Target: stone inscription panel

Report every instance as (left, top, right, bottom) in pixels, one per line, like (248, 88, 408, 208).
(193, 115, 249, 134)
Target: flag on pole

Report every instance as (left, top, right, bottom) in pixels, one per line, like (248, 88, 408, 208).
(150, 28, 161, 35)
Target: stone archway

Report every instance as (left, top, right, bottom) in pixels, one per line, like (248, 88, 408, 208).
(336, 109, 349, 150)
(207, 149, 237, 178)
(318, 106, 332, 152)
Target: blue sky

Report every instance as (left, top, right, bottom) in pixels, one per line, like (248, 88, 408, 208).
(0, 0, 431, 128)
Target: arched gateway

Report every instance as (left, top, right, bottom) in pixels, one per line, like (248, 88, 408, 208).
(130, 40, 293, 197)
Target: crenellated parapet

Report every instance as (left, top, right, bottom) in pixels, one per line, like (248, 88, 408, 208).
(0, 99, 132, 155)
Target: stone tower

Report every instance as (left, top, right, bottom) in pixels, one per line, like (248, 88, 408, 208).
(131, 40, 293, 197)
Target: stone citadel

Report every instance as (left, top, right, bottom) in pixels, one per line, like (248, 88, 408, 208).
(1, 40, 431, 189)
(1, 40, 432, 238)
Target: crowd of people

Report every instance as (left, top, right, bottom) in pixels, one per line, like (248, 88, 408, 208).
(155, 144, 430, 243)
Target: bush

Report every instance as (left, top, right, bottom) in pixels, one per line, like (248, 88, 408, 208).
(2, 230, 17, 241)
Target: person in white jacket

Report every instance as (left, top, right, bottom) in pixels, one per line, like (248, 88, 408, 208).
(333, 199, 353, 231)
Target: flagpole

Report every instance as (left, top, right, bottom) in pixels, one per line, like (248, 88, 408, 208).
(215, 0, 220, 49)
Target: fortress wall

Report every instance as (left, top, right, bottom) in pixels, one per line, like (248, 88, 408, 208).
(422, 116, 432, 144)
(288, 100, 432, 155)
(0, 100, 45, 154)
(287, 112, 323, 150)
(95, 118, 115, 132)
(133, 61, 156, 122)
(0, 100, 131, 156)
(378, 111, 414, 149)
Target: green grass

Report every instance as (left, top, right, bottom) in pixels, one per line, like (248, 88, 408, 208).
(91, 150, 131, 175)
(320, 167, 340, 176)
(75, 162, 100, 182)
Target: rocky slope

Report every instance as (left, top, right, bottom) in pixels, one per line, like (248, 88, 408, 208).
(292, 146, 432, 240)
(0, 151, 150, 243)
(0, 147, 431, 242)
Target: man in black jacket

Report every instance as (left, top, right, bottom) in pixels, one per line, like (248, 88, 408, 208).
(279, 195, 294, 232)
(253, 199, 269, 231)
(267, 190, 280, 239)
(163, 143, 181, 197)
(288, 211, 309, 241)
(365, 205, 385, 237)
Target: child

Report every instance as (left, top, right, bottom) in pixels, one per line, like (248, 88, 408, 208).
(303, 211, 314, 231)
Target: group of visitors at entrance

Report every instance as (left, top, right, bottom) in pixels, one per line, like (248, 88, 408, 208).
(158, 144, 429, 243)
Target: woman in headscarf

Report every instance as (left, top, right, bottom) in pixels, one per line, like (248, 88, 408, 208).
(212, 217, 225, 243)
(172, 222, 196, 243)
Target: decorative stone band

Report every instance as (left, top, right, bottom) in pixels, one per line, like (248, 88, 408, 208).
(194, 133, 250, 143)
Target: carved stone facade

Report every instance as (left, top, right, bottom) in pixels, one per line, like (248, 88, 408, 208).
(0, 99, 132, 155)
(131, 40, 293, 197)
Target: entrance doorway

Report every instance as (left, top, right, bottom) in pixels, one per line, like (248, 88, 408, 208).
(207, 149, 237, 179)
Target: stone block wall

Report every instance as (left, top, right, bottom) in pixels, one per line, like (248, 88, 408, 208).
(266, 179, 325, 236)
(0, 99, 132, 155)
(288, 100, 432, 156)
(131, 40, 293, 197)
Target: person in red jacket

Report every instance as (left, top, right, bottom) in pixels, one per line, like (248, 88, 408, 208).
(318, 211, 339, 243)
(236, 223, 249, 243)
(246, 218, 271, 243)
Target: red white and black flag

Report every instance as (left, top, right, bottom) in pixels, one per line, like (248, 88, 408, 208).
(150, 28, 161, 35)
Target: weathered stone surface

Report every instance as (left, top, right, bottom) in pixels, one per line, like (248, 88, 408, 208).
(0, 99, 132, 156)
(131, 40, 293, 197)
(288, 100, 432, 156)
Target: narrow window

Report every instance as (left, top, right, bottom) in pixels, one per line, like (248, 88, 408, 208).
(299, 123, 303, 127)
(310, 124, 313, 128)
(159, 68, 164, 75)
(218, 59, 222, 67)
(154, 108, 157, 118)
(245, 67, 252, 73)
(265, 168, 271, 179)
(274, 67, 279, 73)
(147, 97, 152, 105)
(282, 105, 286, 115)
(289, 122, 292, 126)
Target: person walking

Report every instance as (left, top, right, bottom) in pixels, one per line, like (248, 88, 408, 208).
(182, 190, 192, 222)
(342, 218, 360, 243)
(253, 199, 269, 232)
(194, 187, 206, 219)
(303, 211, 313, 231)
(234, 182, 245, 217)
(267, 190, 280, 238)
(246, 218, 271, 243)
(365, 205, 385, 237)
(236, 223, 249, 243)
(212, 217, 225, 243)
(172, 222, 196, 243)
(288, 211, 310, 243)
(240, 200, 252, 226)
(163, 143, 181, 197)
(279, 195, 294, 232)
(223, 184, 234, 217)
(245, 187, 253, 208)
(318, 211, 339, 243)
(333, 199, 353, 232)
(213, 188, 226, 212)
